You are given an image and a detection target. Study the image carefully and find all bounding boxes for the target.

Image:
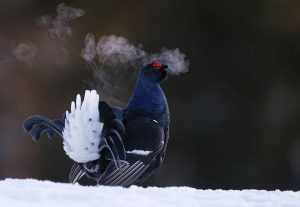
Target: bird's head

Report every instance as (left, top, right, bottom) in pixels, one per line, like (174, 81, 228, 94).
(140, 61, 172, 83)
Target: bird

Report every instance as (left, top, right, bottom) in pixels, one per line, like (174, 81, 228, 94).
(23, 61, 172, 187)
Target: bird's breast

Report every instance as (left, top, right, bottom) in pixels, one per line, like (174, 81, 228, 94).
(123, 116, 165, 153)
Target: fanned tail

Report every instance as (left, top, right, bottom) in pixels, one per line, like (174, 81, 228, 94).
(68, 98, 126, 184)
(23, 90, 126, 185)
(63, 90, 126, 168)
(63, 90, 104, 163)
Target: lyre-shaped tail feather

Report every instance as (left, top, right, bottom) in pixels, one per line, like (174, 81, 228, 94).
(23, 115, 65, 141)
(99, 102, 126, 169)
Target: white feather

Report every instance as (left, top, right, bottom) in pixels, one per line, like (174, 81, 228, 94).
(126, 150, 152, 156)
(62, 90, 104, 163)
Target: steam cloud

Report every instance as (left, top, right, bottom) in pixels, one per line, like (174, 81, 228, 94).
(37, 3, 85, 66)
(37, 3, 85, 41)
(0, 3, 84, 67)
(11, 42, 38, 65)
(81, 34, 143, 106)
(149, 48, 189, 75)
(2, 2, 189, 106)
(81, 34, 189, 75)
(81, 33, 189, 107)
(81, 33, 96, 63)
(96, 35, 145, 67)
(0, 42, 37, 66)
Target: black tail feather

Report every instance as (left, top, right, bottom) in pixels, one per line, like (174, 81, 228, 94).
(109, 128, 126, 159)
(23, 115, 64, 141)
(69, 162, 86, 184)
(108, 119, 125, 137)
(98, 101, 126, 171)
(104, 137, 121, 171)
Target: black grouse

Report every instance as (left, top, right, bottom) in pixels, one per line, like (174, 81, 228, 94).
(23, 61, 171, 187)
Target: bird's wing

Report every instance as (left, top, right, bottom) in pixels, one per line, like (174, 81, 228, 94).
(97, 117, 166, 187)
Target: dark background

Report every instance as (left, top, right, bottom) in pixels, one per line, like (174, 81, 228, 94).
(1, 0, 300, 190)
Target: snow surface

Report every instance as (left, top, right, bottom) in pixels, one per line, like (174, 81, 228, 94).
(0, 179, 300, 207)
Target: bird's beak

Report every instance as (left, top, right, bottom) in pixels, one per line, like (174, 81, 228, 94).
(164, 67, 173, 75)
(159, 67, 172, 82)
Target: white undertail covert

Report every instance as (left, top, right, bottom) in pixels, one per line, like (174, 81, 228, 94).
(63, 90, 103, 163)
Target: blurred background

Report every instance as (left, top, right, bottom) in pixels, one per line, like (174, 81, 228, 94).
(1, 0, 300, 190)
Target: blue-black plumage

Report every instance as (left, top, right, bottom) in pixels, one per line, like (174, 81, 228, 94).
(23, 61, 172, 187)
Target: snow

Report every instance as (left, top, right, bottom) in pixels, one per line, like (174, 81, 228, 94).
(0, 179, 300, 207)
